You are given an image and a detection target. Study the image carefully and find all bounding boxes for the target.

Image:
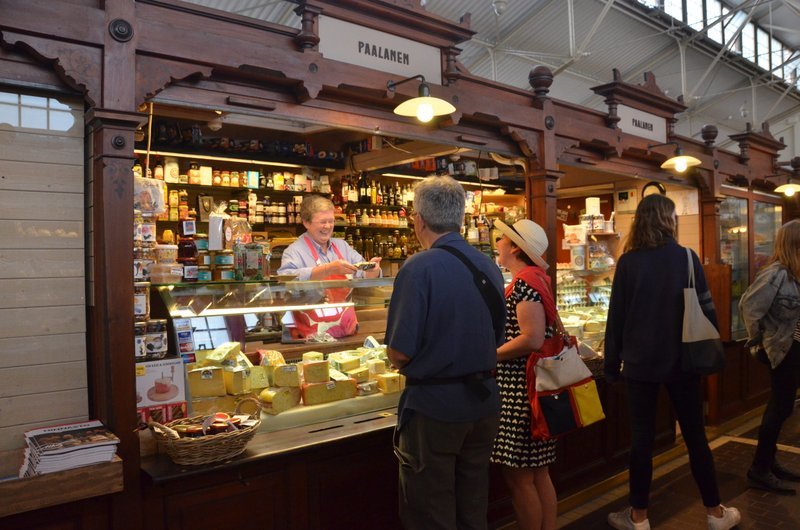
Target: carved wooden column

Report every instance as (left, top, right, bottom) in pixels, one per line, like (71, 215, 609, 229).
(86, 108, 147, 530)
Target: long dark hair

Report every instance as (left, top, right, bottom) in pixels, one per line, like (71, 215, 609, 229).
(623, 193, 677, 253)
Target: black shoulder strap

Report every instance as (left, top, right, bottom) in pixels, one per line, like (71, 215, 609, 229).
(439, 245, 505, 341)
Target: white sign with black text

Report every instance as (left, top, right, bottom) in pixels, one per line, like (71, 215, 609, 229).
(318, 16, 442, 84)
(617, 104, 666, 144)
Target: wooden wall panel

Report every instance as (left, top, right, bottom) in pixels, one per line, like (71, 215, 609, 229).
(0, 190, 83, 221)
(0, 160, 82, 193)
(0, 278, 84, 308)
(0, 333, 86, 368)
(0, 249, 84, 278)
(0, 91, 87, 459)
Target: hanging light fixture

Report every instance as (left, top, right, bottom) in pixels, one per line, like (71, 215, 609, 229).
(387, 75, 456, 123)
(647, 142, 702, 173)
(773, 157, 800, 197)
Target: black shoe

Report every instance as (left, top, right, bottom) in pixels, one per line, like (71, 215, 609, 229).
(772, 461, 800, 482)
(747, 468, 797, 495)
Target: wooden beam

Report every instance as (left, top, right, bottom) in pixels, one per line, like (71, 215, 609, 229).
(350, 140, 458, 172)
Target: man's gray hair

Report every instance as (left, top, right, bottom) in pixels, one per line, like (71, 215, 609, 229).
(300, 195, 334, 223)
(413, 176, 465, 233)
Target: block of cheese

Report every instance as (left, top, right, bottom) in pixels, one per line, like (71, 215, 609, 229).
(330, 354, 360, 372)
(258, 349, 286, 385)
(376, 372, 401, 394)
(398, 373, 406, 390)
(248, 365, 270, 390)
(272, 364, 300, 387)
(187, 366, 226, 398)
(191, 394, 240, 415)
(302, 360, 330, 383)
(205, 341, 241, 364)
(258, 387, 301, 415)
(302, 379, 357, 406)
(346, 366, 370, 384)
(302, 351, 324, 362)
(224, 367, 251, 395)
(357, 380, 379, 396)
(328, 368, 350, 382)
(367, 359, 387, 380)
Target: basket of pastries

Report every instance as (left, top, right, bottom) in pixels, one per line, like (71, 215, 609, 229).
(148, 397, 261, 465)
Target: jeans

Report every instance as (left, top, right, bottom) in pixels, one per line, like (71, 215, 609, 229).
(625, 377, 721, 508)
(394, 411, 500, 530)
(752, 340, 800, 471)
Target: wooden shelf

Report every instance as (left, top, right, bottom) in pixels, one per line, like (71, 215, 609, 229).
(0, 457, 123, 518)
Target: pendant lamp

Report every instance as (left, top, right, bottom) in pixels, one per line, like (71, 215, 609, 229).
(648, 142, 701, 173)
(387, 75, 456, 123)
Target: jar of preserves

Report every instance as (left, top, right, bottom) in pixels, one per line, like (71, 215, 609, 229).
(214, 249, 234, 266)
(134, 322, 148, 360)
(134, 282, 151, 321)
(179, 257, 198, 282)
(169, 207, 179, 222)
(213, 265, 235, 281)
(188, 161, 201, 185)
(194, 233, 209, 251)
(197, 250, 211, 266)
(228, 200, 239, 214)
(221, 172, 231, 187)
(178, 236, 197, 260)
(197, 265, 212, 282)
(230, 171, 240, 188)
(179, 205, 189, 220)
(212, 171, 222, 186)
(168, 190, 179, 208)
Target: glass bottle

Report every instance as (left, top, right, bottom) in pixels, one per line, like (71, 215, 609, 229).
(364, 233, 374, 260)
(360, 209, 369, 227)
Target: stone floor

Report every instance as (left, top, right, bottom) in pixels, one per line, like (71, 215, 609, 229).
(549, 406, 800, 529)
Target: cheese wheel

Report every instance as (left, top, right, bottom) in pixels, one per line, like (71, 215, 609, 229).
(259, 387, 301, 415)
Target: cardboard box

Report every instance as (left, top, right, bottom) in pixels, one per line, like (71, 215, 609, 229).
(135, 358, 187, 408)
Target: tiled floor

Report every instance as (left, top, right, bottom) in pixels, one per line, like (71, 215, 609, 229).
(548, 405, 800, 529)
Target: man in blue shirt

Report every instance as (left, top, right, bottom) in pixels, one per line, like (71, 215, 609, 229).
(386, 176, 505, 530)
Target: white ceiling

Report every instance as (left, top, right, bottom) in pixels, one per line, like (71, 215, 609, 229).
(184, 0, 800, 160)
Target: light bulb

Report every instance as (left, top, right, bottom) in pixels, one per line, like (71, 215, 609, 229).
(674, 158, 687, 172)
(785, 188, 796, 197)
(416, 103, 434, 123)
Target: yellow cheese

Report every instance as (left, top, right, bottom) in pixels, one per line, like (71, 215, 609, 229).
(248, 365, 270, 390)
(302, 379, 357, 406)
(357, 380, 379, 395)
(346, 366, 370, 384)
(224, 367, 251, 395)
(398, 373, 406, 390)
(377, 373, 401, 394)
(273, 364, 301, 387)
(206, 341, 241, 364)
(328, 368, 350, 382)
(191, 394, 241, 415)
(258, 387, 301, 415)
(187, 366, 226, 398)
(302, 351, 325, 362)
(302, 360, 330, 383)
(258, 349, 286, 385)
(367, 359, 387, 380)
(330, 354, 360, 372)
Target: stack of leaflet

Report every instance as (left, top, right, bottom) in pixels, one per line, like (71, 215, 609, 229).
(19, 420, 119, 477)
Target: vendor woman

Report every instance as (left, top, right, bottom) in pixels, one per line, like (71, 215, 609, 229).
(278, 195, 381, 280)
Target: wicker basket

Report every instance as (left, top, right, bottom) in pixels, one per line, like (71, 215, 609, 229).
(149, 397, 261, 465)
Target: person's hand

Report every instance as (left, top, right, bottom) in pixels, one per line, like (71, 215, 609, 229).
(363, 257, 382, 278)
(322, 260, 358, 276)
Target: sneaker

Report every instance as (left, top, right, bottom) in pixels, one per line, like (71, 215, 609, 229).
(747, 468, 797, 495)
(707, 505, 741, 530)
(772, 461, 800, 482)
(608, 507, 650, 530)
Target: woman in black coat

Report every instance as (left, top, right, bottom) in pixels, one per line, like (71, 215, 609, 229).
(604, 194, 740, 530)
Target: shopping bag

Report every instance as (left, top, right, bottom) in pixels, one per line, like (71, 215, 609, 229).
(529, 377, 605, 440)
(682, 249, 725, 375)
(533, 337, 591, 392)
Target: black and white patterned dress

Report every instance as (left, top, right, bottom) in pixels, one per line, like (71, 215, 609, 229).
(490, 277, 558, 468)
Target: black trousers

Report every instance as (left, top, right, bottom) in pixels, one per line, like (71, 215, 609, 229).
(625, 377, 721, 508)
(752, 340, 800, 471)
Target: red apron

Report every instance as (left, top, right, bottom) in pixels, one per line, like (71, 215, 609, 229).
(290, 237, 359, 339)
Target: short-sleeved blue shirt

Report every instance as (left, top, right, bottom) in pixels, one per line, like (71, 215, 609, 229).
(385, 232, 504, 428)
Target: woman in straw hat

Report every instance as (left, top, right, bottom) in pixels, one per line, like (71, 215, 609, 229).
(604, 194, 740, 530)
(491, 218, 558, 530)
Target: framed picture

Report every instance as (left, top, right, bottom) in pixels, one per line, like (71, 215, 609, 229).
(198, 195, 213, 222)
(182, 220, 196, 236)
(615, 189, 638, 213)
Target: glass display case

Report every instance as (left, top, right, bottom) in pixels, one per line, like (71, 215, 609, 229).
(150, 277, 399, 433)
(752, 200, 782, 273)
(719, 197, 749, 341)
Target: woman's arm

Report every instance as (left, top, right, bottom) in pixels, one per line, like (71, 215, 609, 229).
(497, 300, 546, 362)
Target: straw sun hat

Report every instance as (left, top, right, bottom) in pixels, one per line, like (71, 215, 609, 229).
(494, 219, 549, 270)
